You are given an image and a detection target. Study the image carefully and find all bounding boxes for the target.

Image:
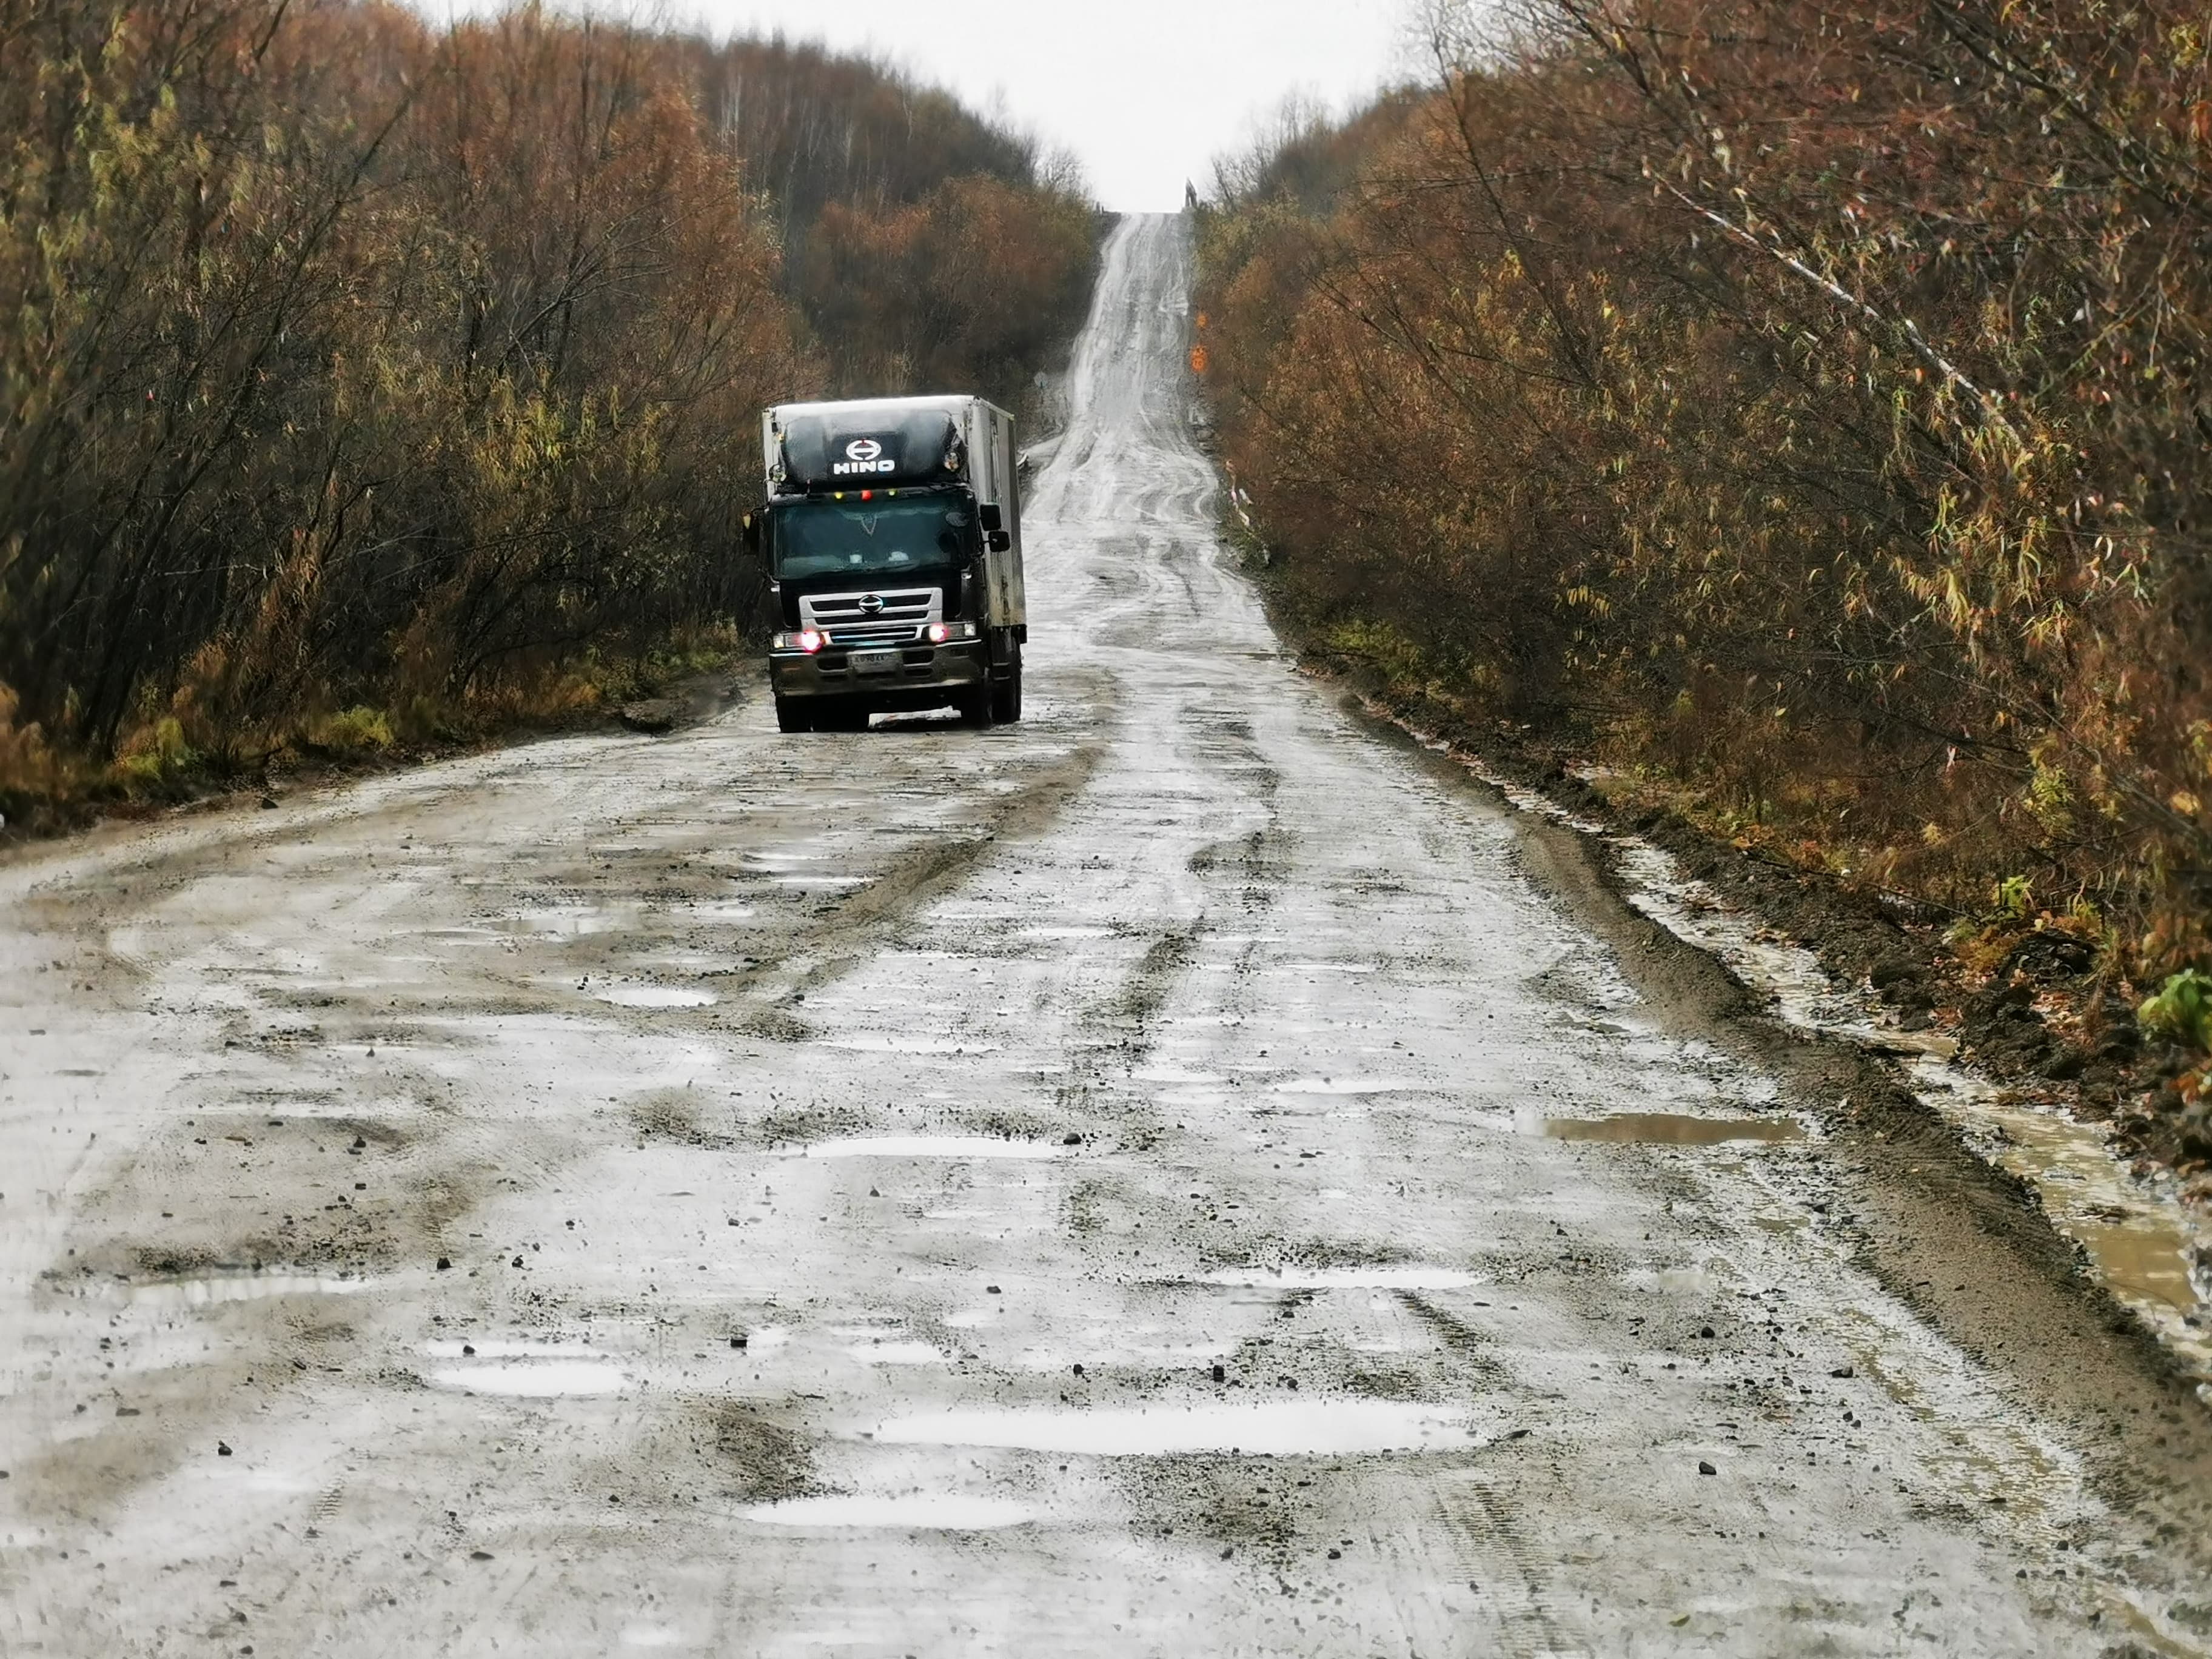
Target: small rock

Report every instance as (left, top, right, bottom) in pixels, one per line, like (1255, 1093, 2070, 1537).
(1831, 1365, 1854, 1379)
(436, 1256, 452, 1270)
(1211, 1363, 1227, 1383)
(1698, 1326, 1715, 1339)
(469, 1550, 492, 1561)
(1072, 1363, 1085, 1376)
(1062, 1133, 1082, 1146)
(1219, 1546, 1233, 1560)
(259, 795, 278, 810)
(986, 1285, 1002, 1295)
(731, 1335, 747, 1349)
(510, 1255, 523, 1268)
(868, 1188, 881, 1198)
(217, 1441, 233, 1457)
(1697, 1460, 1717, 1476)
(1327, 1548, 1342, 1560)
(618, 699, 683, 735)
(461, 1344, 475, 1356)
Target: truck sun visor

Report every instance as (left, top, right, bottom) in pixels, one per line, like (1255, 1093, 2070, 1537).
(774, 407, 965, 494)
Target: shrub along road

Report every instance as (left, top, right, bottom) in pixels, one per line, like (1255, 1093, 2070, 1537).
(5, 215, 2212, 1655)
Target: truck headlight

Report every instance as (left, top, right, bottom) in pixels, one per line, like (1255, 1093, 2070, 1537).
(773, 629, 825, 654)
(927, 622, 978, 645)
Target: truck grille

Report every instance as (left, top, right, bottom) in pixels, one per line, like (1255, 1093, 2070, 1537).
(800, 588, 942, 645)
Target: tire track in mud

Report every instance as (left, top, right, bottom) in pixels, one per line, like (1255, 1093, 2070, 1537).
(722, 676, 1115, 1039)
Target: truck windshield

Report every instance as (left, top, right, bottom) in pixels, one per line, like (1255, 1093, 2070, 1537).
(771, 497, 971, 581)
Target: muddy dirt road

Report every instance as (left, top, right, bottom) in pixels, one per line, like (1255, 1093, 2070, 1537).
(8, 215, 2212, 1655)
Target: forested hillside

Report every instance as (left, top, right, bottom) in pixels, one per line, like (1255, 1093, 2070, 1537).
(1198, 2, 2212, 1056)
(0, 1, 1096, 819)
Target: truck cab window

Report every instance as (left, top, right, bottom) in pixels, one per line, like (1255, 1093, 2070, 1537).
(771, 498, 973, 581)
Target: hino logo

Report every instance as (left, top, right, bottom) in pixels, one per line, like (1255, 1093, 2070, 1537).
(831, 435, 897, 477)
(859, 593, 885, 614)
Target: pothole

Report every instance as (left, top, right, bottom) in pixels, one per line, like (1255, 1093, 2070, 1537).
(99, 1270, 375, 1309)
(785, 1135, 1067, 1161)
(1198, 1266, 1479, 1290)
(426, 1341, 626, 1396)
(741, 1494, 1036, 1529)
(869, 1399, 1483, 1456)
(591, 985, 717, 1009)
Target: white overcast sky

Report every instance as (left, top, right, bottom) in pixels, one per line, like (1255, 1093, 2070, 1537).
(657, 0, 1423, 210)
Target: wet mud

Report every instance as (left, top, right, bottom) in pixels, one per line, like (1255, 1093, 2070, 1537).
(5, 214, 2212, 1655)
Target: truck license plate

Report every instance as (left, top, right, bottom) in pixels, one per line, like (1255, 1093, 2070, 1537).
(849, 648, 900, 675)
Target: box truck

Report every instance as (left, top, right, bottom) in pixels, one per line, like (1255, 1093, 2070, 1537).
(748, 396, 1026, 732)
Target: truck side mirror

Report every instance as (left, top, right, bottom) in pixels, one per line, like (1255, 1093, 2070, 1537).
(987, 530, 1011, 554)
(740, 512, 762, 558)
(978, 503, 1004, 534)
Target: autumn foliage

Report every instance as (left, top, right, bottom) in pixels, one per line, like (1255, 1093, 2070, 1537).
(1197, 1, 2212, 979)
(0, 1, 1094, 817)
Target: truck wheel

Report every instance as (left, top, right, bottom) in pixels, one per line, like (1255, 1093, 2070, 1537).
(820, 704, 871, 732)
(957, 689, 994, 728)
(774, 695, 813, 733)
(989, 648, 1023, 725)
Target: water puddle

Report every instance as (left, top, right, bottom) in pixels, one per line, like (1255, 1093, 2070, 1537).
(431, 1361, 626, 1397)
(1270, 1078, 1423, 1096)
(870, 1399, 1481, 1456)
(1199, 1265, 1479, 1290)
(512, 906, 632, 937)
(742, 1495, 1035, 1530)
(2070, 1225, 2197, 1315)
(822, 1034, 1001, 1055)
(110, 1270, 372, 1309)
(591, 984, 716, 1009)
(847, 1341, 951, 1366)
(1540, 1113, 1801, 1146)
(788, 1135, 1067, 1161)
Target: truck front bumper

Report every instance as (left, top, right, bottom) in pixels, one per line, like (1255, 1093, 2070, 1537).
(770, 639, 989, 706)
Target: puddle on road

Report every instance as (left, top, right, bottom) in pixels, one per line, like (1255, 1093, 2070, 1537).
(1540, 1112, 1801, 1146)
(1199, 1266, 1479, 1290)
(788, 1135, 1067, 1161)
(870, 1399, 1480, 1456)
(742, 1495, 1036, 1530)
(591, 984, 717, 1009)
(847, 1341, 951, 1366)
(108, 1270, 373, 1309)
(431, 1361, 626, 1397)
(1270, 1078, 1423, 1097)
(822, 1035, 1001, 1056)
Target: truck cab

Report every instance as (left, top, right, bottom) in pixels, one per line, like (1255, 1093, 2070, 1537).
(753, 396, 1027, 732)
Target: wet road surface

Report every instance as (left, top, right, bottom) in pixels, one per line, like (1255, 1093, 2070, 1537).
(6, 215, 2212, 1655)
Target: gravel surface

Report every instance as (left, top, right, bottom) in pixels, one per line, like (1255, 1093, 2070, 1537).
(5, 214, 2212, 1656)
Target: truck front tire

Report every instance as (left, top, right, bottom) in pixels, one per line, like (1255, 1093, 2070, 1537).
(774, 695, 812, 733)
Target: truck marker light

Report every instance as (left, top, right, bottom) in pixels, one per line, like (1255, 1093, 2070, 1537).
(861, 489, 873, 501)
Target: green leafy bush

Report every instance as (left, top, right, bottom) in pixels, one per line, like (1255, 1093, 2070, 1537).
(2139, 971, 2212, 1054)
